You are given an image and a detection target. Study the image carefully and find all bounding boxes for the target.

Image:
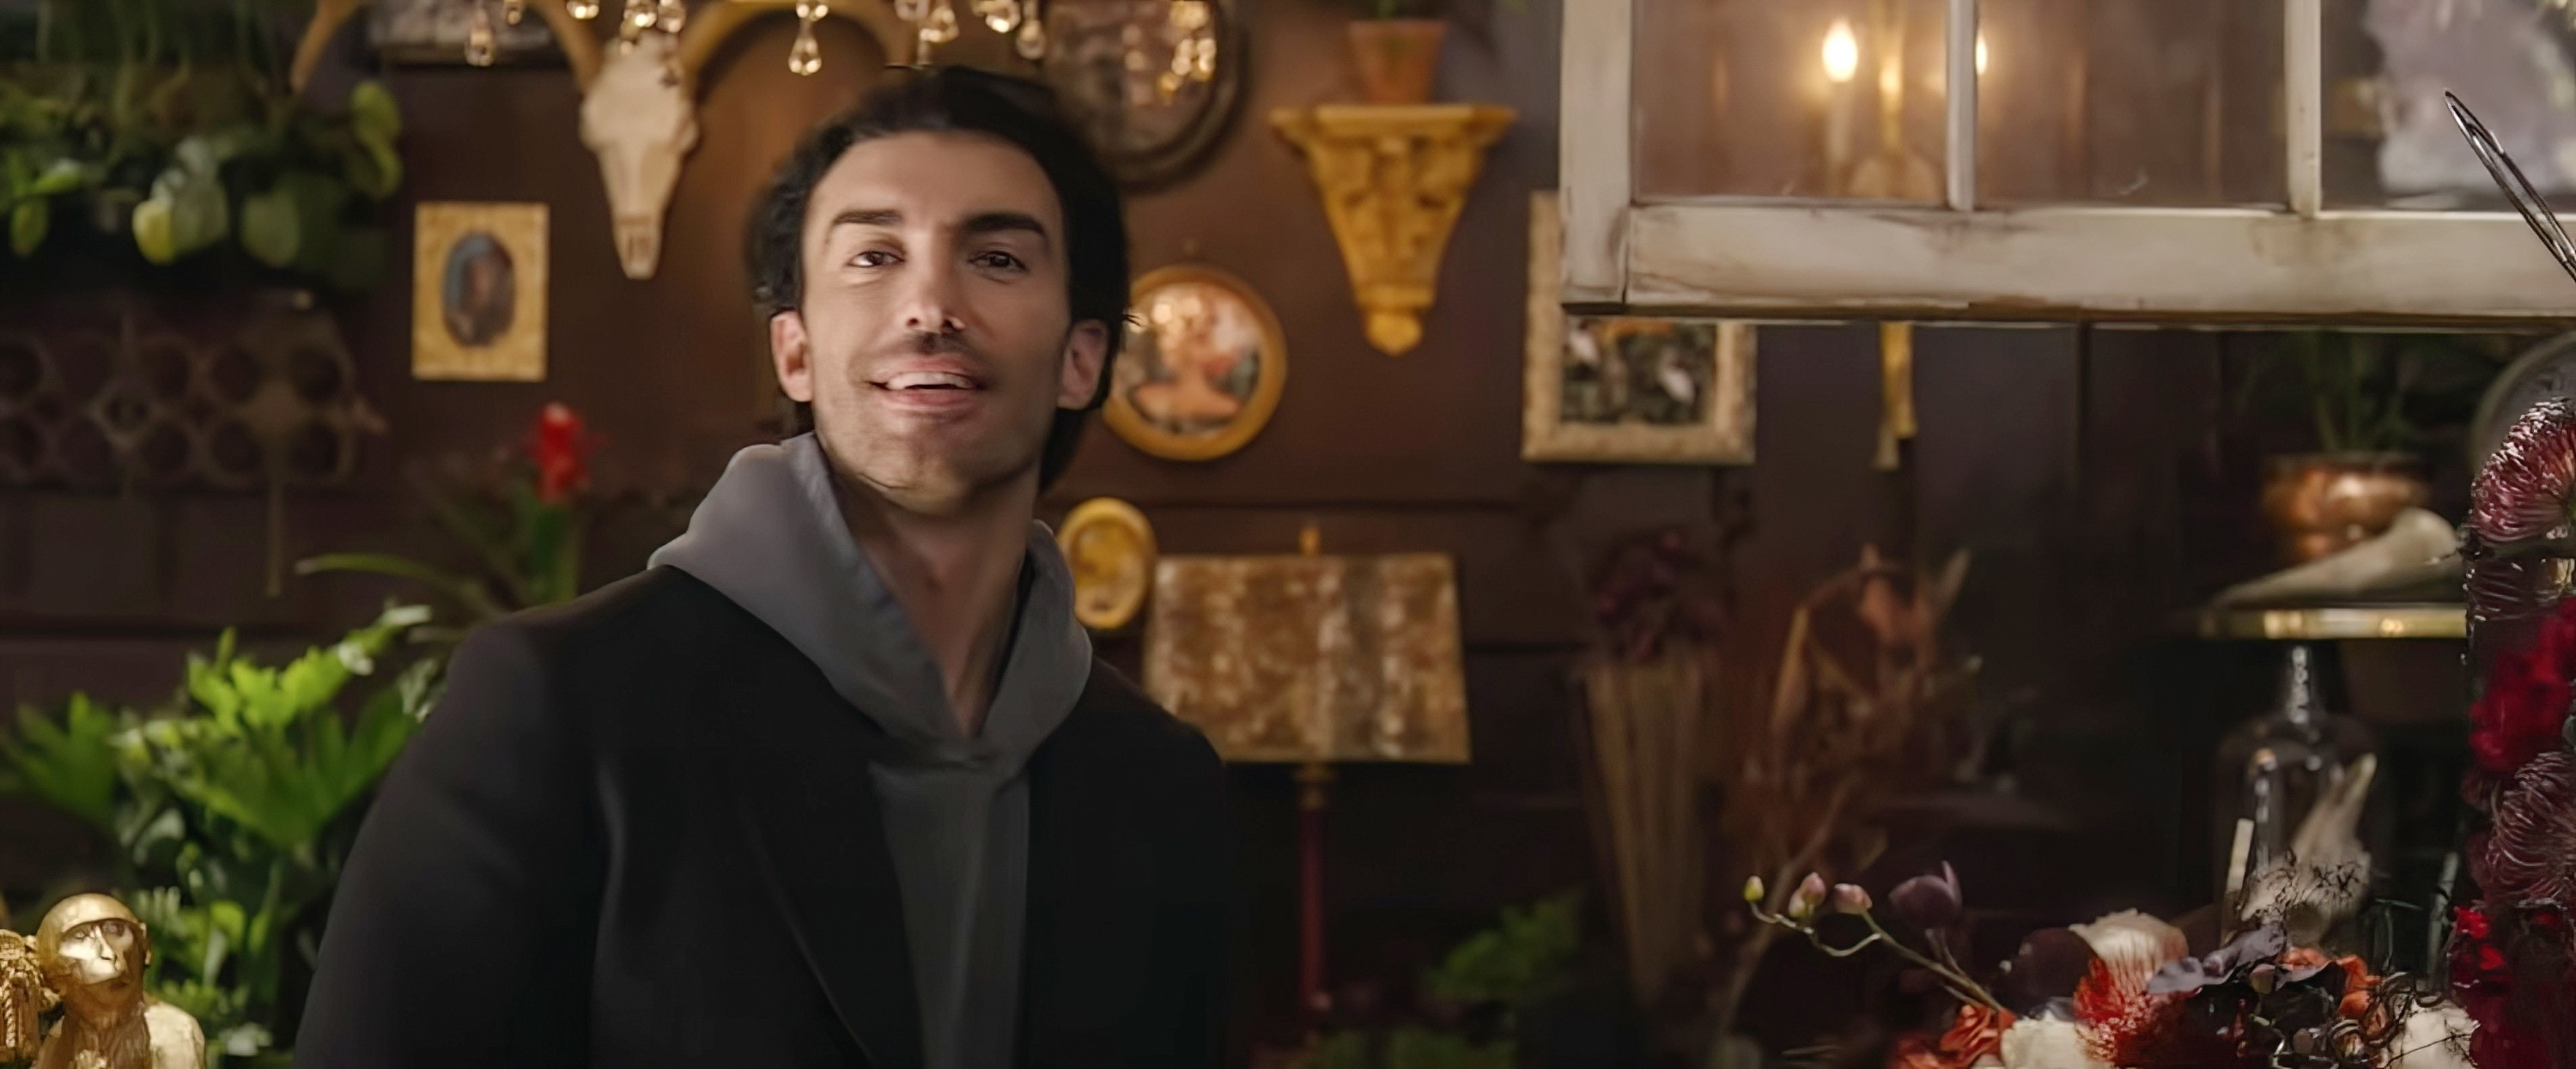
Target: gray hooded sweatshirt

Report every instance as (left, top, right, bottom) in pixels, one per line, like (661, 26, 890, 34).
(647, 434, 1094, 1069)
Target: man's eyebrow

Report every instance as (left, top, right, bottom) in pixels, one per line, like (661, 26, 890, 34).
(825, 209, 902, 231)
(961, 211, 1051, 247)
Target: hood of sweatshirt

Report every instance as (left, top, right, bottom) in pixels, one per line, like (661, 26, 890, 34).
(648, 433, 1091, 1069)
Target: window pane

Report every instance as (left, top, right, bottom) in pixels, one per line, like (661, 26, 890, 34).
(1976, 0, 2286, 207)
(2326, 0, 2576, 210)
(1633, 0, 1949, 202)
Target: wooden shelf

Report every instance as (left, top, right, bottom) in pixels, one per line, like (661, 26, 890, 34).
(2192, 603, 2466, 641)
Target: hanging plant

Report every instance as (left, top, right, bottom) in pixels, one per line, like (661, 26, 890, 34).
(0, 0, 404, 293)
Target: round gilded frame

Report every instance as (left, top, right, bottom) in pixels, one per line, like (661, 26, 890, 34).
(1055, 496, 1159, 631)
(1035, 0, 1251, 191)
(1103, 264, 1286, 462)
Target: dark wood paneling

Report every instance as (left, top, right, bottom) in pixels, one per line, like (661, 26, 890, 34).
(0, 0, 2346, 1059)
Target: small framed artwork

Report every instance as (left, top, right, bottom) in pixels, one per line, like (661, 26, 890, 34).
(413, 202, 549, 382)
(1056, 497, 1159, 632)
(370, 0, 562, 65)
(1037, 0, 1247, 190)
(1522, 192, 1755, 465)
(1103, 264, 1286, 462)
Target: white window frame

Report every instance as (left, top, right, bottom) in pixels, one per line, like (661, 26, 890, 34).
(1559, 0, 2576, 324)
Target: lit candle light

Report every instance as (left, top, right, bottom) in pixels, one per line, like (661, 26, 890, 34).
(1823, 19, 1860, 83)
(1823, 18, 1859, 195)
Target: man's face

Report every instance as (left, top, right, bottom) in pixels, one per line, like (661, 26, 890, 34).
(771, 131, 1109, 513)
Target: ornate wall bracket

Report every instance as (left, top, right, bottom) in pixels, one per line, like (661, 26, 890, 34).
(1272, 104, 1514, 356)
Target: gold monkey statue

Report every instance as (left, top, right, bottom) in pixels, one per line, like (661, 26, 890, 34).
(0, 895, 203, 1069)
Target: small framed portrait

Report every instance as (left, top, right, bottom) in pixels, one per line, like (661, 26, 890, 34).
(413, 202, 549, 382)
(370, 0, 562, 65)
(1523, 192, 1755, 465)
(1055, 497, 1159, 632)
(1037, 0, 1247, 190)
(1103, 265, 1286, 462)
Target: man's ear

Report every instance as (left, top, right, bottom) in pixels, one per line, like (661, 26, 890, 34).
(1056, 319, 1111, 410)
(771, 312, 815, 404)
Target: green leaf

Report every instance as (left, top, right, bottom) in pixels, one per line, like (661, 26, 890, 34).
(9, 198, 46, 258)
(349, 80, 402, 144)
(239, 185, 299, 268)
(294, 552, 504, 621)
(0, 694, 125, 833)
(26, 158, 88, 197)
(276, 171, 350, 276)
(344, 136, 402, 202)
(135, 161, 231, 264)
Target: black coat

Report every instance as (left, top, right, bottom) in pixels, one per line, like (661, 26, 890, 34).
(294, 568, 1232, 1068)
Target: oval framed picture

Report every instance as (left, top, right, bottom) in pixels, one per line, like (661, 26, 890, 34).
(1056, 496, 1159, 631)
(1104, 265, 1285, 462)
(1036, 0, 1248, 191)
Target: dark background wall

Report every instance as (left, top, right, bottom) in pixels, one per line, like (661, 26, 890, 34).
(0, 0, 2481, 1060)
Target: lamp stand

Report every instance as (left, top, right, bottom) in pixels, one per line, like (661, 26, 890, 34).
(1294, 760, 1335, 1035)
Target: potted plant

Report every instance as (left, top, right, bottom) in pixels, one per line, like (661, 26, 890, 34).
(2239, 331, 2498, 566)
(1339, 0, 1520, 106)
(0, 604, 442, 1067)
(0, 0, 402, 295)
(297, 404, 603, 633)
(1344, 0, 1449, 106)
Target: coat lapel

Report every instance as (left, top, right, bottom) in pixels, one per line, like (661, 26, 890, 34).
(726, 641, 924, 1068)
(1017, 689, 1158, 1065)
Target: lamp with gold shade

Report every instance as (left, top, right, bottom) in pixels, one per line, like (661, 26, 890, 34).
(1142, 529, 1471, 1035)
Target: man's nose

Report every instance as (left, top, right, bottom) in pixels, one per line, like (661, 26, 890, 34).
(901, 260, 967, 337)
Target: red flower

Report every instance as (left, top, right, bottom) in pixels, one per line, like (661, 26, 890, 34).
(531, 403, 598, 505)
(2473, 397, 2576, 545)
(2456, 906, 2493, 943)
(2469, 599, 2576, 775)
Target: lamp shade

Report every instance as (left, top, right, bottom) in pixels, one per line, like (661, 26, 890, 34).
(1143, 553, 1471, 764)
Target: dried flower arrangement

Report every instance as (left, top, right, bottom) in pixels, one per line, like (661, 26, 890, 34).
(2454, 397, 2576, 1068)
(1708, 544, 1980, 1050)
(1747, 865, 2474, 1068)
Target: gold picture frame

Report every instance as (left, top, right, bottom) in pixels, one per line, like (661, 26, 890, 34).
(1055, 496, 1159, 632)
(413, 202, 549, 382)
(1103, 264, 1287, 461)
(1523, 192, 1755, 465)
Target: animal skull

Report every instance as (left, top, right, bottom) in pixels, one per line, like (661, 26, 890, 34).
(418, 1, 919, 282)
(580, 32, 700, 279)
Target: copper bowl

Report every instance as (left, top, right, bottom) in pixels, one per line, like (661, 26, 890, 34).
(2259, 453, 2430, 565)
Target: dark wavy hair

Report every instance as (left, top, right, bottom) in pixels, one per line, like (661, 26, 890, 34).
(745, 66, 1128, 489)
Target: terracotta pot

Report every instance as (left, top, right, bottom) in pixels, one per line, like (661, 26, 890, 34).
(2258, 453, 2430, 565)
(1346, 19, 1447, 105)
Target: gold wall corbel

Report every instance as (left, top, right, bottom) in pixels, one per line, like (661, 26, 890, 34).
(1272, 104, 1513, 356)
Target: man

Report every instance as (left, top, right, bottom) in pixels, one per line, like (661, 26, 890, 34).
(296, 68, 1232, 1068)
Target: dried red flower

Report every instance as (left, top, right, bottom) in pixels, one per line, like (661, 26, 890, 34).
(1935, 1004, 2013, 1067)
(2333, 956, 2378, 1021)
(2473, 398, 2576, 545)
(531, 403, 597, 505)
(2075, 956, 2176, 1066)
(2470, 600, 2576, 775)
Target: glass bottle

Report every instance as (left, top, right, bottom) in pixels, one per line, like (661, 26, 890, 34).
(2211, 644, 2378, 906)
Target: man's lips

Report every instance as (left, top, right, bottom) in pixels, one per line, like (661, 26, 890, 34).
(867, 361, 988, 412)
